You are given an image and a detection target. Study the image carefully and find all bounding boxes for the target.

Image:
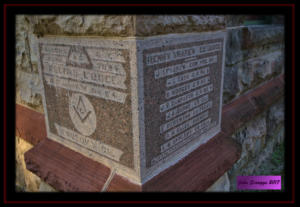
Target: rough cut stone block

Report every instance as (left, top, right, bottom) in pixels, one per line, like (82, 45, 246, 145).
(135, 15, 225, 36)
(16, 70, 43, 109)
(36, 31, 226, 184)
(15, 136, 43, 192)
(223, 50, 284, 103)
(225, 25, 284, 65)
(242, 26, 284, 49)
(28, 15, 225, 37)
(225, 15, 248, 27)
(29, 15, 136, 37)
(233, 113, 267, 159)
(267, 98, 284, 140)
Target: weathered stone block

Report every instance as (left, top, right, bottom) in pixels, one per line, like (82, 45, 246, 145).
(242, 26, 284, 49)
(225, 28, 244, 65)
(247, 51, 284, 80)
(135, 15, 225, 36)
(29, 15, 136, 37)
(27, 15, 225, 38)
(16, 16, 39, 74)
(223, 65, 239, 104)
(16, 70, 43, 111)
(36, 31, 226, 184)
(232, 113, 267, 162)
(225, 15, 248, 27)
(267, 99, 284, 140)
(276, 126, 285, 144)
(16, 136, 43, 192)
(223, 50, 284, 104)
(225, 25, 284, 65)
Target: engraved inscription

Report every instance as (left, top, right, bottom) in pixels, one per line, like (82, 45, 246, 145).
(41, 44, 70, 55)
(160, 102, 212, 133)
(166, 67, 209, 87)
(92, 60, 126, 75)
(165, 76, 210, 99)
(143, 36, 224, 168)
(38, 38, 134, 168)
(161, 118, 212, 151)
(146, 42, 221, 66)
(43, 54, 67, 63)
(86, 48, 126, 63)
(44, 74, 127, 103)
(152, 124, 212, 166)
(160, 84, 213, 112)
(165, 94, 209, 120)
(55, 123, 123, 161)
(43, 63, 126, 89)
(40, 43, 128, 103)
(164, 115, 210, 140)
(154, 55, 217, 79)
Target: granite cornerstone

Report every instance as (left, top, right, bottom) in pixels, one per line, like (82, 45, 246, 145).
(36, 31, 226, 184)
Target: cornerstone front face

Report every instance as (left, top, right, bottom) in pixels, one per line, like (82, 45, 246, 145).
(37, 31, 226, 184)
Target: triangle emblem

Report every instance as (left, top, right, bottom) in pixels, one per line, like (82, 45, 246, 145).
(66, 46, 93, 69)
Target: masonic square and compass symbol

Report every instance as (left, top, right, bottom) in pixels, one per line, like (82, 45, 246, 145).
(69, 93, 97, 136)
(74, 95, 91, 122)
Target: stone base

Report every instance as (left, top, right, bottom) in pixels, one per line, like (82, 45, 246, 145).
(23, 74, 283, 191)
(24, 133, 240, 192)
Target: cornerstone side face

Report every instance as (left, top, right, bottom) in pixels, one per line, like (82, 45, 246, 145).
(137, 31, 226, 182)
(37, 37, 141, 182)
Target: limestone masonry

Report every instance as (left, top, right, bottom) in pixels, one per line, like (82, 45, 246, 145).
(37, 31, 226, 184)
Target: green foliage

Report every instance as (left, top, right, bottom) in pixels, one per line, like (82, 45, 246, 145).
(271, 143, 284, 170)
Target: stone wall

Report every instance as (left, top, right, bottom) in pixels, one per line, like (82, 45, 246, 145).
(227, 98, 284, 191)
(222, 16, 284, 191)
(15, 15, 285, 192)
(16, 15, 43, 112)
(223, 25, 284, 104)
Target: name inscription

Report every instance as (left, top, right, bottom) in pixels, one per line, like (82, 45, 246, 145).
(55, 124, 123, 161)
(40, 44, 128, 103)
(143, 36, 224, 168)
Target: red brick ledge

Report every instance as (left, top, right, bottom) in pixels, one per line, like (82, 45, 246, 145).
(25, 138, 111, 191)
(22, 74, 284, 192)
(16, 104, 46, 145)
(141, 133, 240, 191)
